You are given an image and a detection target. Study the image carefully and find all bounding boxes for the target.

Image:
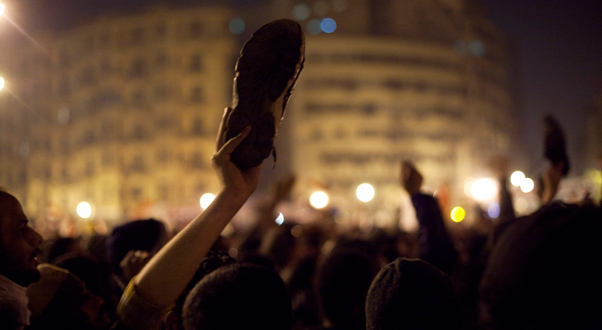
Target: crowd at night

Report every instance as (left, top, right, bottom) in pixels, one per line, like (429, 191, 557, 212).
(2, 1, 602, 330)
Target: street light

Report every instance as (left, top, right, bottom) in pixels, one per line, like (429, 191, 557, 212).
(200, 193, 215, 210)
(76, 202, 92, 219)
(356, 183, 375, 202)
(510, 171, 525, 186)
(309, 191, 329, 209)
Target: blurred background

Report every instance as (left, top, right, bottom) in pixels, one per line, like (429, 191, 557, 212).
(0, 0, 600, 237)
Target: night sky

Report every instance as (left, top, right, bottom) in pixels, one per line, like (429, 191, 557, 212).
(4, 0, 602, 173)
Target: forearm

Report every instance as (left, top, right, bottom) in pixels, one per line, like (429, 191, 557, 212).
(132, 189, 248, 308)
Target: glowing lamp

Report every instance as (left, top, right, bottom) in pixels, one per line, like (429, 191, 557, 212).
(520, 178, 534, 193)
(450, 207, 465, 222)
(356, 183, 375, 202)
(77, 202, 92, 219)
(200, 193, 216, 210)
(309, 191, 329, 209)
(470, 178, 498, 201)
(510, 171, 525, 187)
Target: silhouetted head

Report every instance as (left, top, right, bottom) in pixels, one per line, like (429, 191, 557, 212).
(316, 248, 378, 330)
(0, 190, 43, 286)
(366, 258, 461, 330)
(107, 218, 167, 276)
(183, 263, 292, 330)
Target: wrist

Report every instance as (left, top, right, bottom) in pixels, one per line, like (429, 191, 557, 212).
(216, 188, 252, 206)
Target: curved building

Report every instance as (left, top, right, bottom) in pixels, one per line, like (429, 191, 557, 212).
(287, 0, 519, 218)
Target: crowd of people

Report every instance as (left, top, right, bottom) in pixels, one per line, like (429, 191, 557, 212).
(2, 102, 602, 329)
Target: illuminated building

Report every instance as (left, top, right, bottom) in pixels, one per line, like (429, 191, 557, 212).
(0, 0, 519, 226)
(0, 6, 237, 222)
(286, 0, 519, 215)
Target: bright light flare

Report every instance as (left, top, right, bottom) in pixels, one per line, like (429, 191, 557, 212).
(0, 77, 4, 91)
(77, 202, 92, 219)
(520, 178, 534, 193)
(510, 171, 525, 187)
(275, 212, 284, 226)
(309, 191, 329, 209)
(451, 207, 465, 222)
(0, 4, 5, 17)
(356, 183, 375, 202)
(471, 178, 498, 201)
(200, 193, 215, 210)
(488, 202, 500, 219)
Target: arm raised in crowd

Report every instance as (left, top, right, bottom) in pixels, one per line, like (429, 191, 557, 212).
(127, 107, 259, 311)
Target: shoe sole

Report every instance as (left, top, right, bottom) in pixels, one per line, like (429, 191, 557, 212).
(225, 19, 305, 168)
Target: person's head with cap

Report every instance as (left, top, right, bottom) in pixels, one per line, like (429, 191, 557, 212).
(26, 264, 109, 330)
(365, 258, 462, 330)
(182, 263, 292, 330)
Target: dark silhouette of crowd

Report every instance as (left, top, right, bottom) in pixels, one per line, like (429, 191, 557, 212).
(2, 106, 601, 330)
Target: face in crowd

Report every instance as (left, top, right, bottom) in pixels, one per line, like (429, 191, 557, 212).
(0, 191, 43, 286)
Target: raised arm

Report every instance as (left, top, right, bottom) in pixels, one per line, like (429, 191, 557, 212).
(130, 107, 260, 309)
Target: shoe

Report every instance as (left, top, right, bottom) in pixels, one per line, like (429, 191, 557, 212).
(544, 114, 570, 175)
(225, 19, 305, 168)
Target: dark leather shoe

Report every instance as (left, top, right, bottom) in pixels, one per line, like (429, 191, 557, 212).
(225, 19, 305, 168)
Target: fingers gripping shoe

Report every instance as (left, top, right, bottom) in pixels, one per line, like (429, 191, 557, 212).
(225, 19, 305, 168)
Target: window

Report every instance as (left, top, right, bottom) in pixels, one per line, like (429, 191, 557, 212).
(189, 21, 203, 39)
(189, 54, 203, 72)
(131, 91, 146, 107)
(156, 24, 167, 38)
(132, 155, 146, 173)
(190, 86, 203, 103)
(156, 149, 169, 163)
(131, 124, 147, 140)
(131, 187, 143, 201)
(129, 58, 147, 78)
(155, 52, 169, 69)
(190, 152, 205, 169)
(191, 118, 203, 135)
(131, 28, 145, 45)
(85, 160, 95, 177)
(154, 86, 170, 101)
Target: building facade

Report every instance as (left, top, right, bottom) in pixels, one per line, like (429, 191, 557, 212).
(0, 0, 518, 227)
(0, 6, 237, 224)
(285, 0, 518, 219)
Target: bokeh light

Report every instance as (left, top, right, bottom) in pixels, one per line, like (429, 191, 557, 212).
(0, 77, 4, 91)
(356, 183, 375, 202)
(200, 193, 215, 210)
(309, 191, 329, 209)
(520, 178, 534, 193)
(292, 3, 310, 20)
(0, 4, 5, 17)
(469, 40, 486, 56)
(471, 178, 498, 201)
(321, 18, 337, 33)
(275, 212, 284, 226)
(488, 202, 500, 219)
(514, 197, 529, 214)
(307, 19, 322, 35)
(77, 202, 92, 219)
(451, 207, 465, 222)
(510, 171, 525, 187)
(229, 17, 245, 35)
